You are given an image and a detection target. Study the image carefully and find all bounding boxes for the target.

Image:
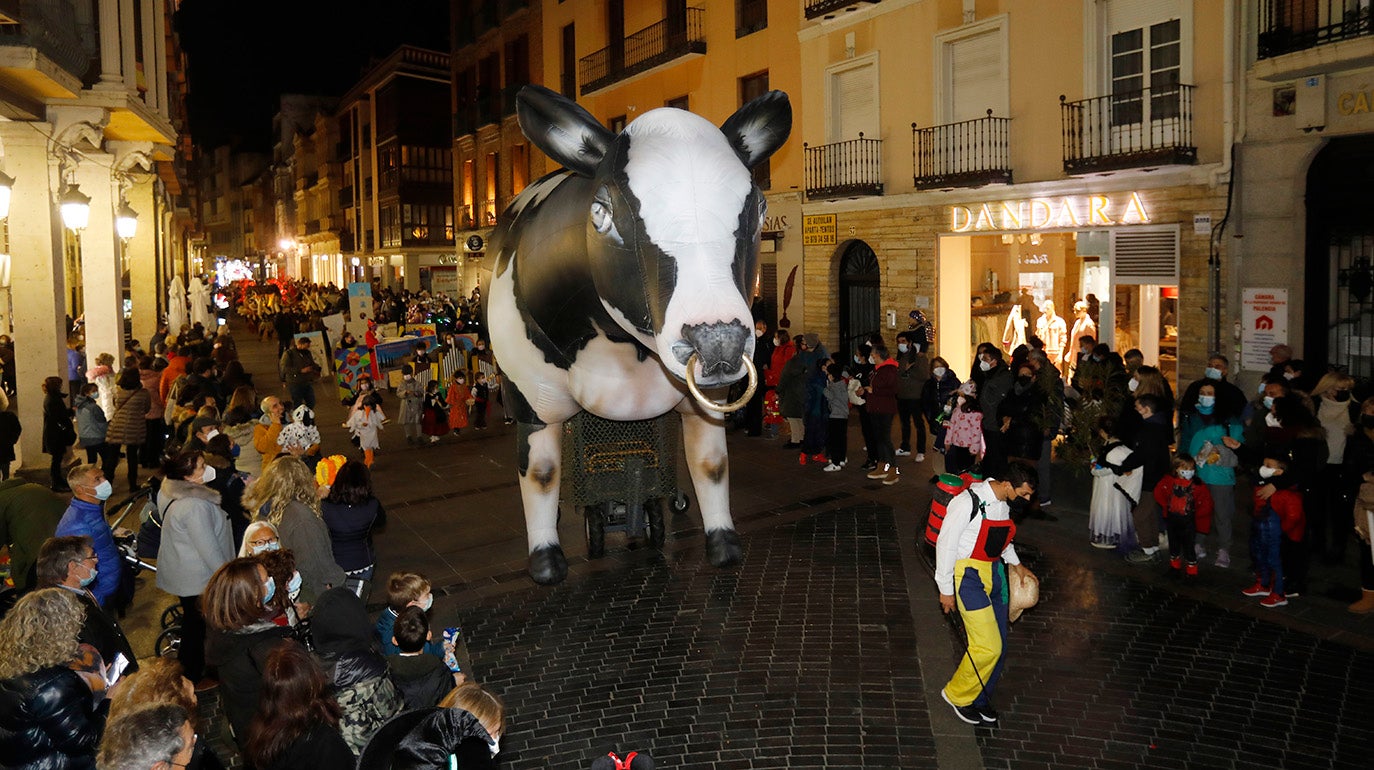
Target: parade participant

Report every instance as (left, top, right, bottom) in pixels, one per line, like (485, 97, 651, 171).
(935, 463, 1038, 726)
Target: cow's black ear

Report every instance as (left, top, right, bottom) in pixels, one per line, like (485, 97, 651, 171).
(629, 754, 655, 770)
(517, 84, 613, 177)
(720, 90, 792, 169)
(589, 757, 616, 770)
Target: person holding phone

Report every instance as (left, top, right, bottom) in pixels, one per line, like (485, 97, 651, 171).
(36, 535, 138, 676)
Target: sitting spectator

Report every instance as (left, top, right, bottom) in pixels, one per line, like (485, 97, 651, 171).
(36, 535, 138, 675)
(310, 587, 404, 755)
(387, 606, 460, 709)
(394, 682, 505, 770)
(0, 588, 109, 769)
(203, 557, 292, 745)
(97, 702, 195, 770)
(376, 571, 444, 658)
(321, 460, 386, 598)
(53, 464, 122, 608)
(244, 457, 345, 602)
(245, 640, 354, 770)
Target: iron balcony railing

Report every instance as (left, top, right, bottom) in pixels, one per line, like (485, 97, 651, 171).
(579, 7, 706, 93)
(1258, 0, 1374, 58)
(803, 134, 884, 199)
(0, 0, 93, 81)
(804, 0, 881, 21)
(1060, 85, 1196, 174)
(912, 111, 1012, 190)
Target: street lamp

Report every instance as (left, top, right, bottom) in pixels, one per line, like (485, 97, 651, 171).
(0, 170, 15, 220)
(59, 184, 91, 230)
(115, 203, 139, 240)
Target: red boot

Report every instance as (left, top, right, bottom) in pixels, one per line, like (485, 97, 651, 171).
(1185, 562, 1199, 578)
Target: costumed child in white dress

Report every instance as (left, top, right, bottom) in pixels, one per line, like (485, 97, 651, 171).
(346, 392, 386, 467)
(1089, 415, 1142, 550)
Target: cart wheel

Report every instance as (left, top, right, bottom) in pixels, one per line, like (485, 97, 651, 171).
(161, 603, 183, 630)
(585, 506, 606, 559)
(647, 500, 667, 549)
(670, 491, 690, 513)
(155, 626, 181, 658)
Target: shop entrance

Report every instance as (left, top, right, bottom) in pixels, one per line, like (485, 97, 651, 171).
(1306, 136, 1374, 379)
(837, 240, 880, 355)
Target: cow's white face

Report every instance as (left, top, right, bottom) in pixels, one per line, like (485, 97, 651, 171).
(587, 108, 761, 387)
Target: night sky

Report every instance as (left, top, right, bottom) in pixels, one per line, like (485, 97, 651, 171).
(175, 0, 449, 150)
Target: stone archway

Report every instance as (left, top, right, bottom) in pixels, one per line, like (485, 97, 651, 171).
(837, 239, 881, 356)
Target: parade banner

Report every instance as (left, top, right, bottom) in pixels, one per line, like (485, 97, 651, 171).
(335, 346, 373, 403)
(347, 282, 374, 337)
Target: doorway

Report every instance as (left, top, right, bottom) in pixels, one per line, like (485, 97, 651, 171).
(1306, 136, 1374, 378)
(838, 240, 880, 355)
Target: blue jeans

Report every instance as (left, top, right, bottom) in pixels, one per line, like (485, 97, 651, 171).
(1250, 511, 1284, 596)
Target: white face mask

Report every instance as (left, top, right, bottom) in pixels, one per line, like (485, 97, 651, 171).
(1178, 469, 1195, 481)
(897, 343, 909, 353)
(92, 479, 113, 501)
(200, 465, 217, 484)
(487, 735, 500, 756)
(1258, 465, 1278, 479)
(205, 429, 220, 441)
(933, 367, 947, 378)
(1265, 412, 1281, 428)
(1283, 372, 1297, 381)
(287, 571, 302, 596)
(979, 360, 993, 372)
(1128, 379, 1139, 392)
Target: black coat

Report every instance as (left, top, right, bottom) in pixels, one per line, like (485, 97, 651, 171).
(41, 393, 73, 455)
(394, 708, 497, 770)
(69, 589, 138, 676)
(205, 621, 292, 742)
(997, 383, 1047, 460)
(259, 722, 354, 770)
(0, 665, 107, 770)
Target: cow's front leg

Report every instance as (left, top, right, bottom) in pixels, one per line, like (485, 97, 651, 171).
(677, 401, 741, 568)
(517, 419, 567, 584)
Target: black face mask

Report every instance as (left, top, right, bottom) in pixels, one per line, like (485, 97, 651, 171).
(1362, 415, 1374, 430)
(1008, 496, 1032, 514)
(1334, 391, 1351, 402)
(1016, 375, 1033, 387)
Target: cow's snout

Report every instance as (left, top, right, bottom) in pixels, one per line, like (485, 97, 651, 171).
(678, 321, 749, 378)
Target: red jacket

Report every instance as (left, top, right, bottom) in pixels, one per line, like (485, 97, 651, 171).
(159, 355, 189, 403)
(767, 341, 795, 388)
(1252, 485, 1305, 541)
(867, 359, 899, 414)
(1153, 475, 1213, 535)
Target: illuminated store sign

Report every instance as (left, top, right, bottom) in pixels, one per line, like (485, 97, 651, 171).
(949, 192, 1151, 232)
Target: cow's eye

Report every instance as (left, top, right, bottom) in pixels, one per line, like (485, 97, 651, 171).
(591, 199, 614, 234)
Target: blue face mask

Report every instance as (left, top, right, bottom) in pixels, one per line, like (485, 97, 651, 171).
(80, 565, 98, 587)
(1263, 396, 1274, 410)
(287, 571, 302, 596)
(1204, 367, 1222, 381)
(262, 576, 276, 606)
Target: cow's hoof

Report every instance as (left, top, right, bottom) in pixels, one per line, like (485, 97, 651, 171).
(705, 528, 742, 568)
(529, 545, 568, 585)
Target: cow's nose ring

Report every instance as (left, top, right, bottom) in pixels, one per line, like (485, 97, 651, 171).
(684, 353, 758, 413)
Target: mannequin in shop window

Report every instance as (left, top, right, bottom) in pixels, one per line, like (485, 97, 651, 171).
(1035, 301, 1068, 371)
(1002, 305, 1028, 352)
(1069, 301, 1096, 372)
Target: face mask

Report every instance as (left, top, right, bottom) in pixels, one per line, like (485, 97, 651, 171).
(1091, 355, 1103, 363)
(1262, 396, 1274, 410)
(1204, 367, 1222, 381)
(1258, 381, 1267, 395)
(200, 465, 217, 484)
(262, 576, 276, 606)
(933, 367, 947, 378)
(869, 357, 879, 366)
(898, 343, 909, 353)
(250, 540, 280, 555)
(755, 329, 765, 338)
(1178, 469, 1195, 481)
(205, 429, 219, 441)
(1015, 375, 1032, 387)
(1128, 379, 1139, 392)
(487, 736, 500, 756)
(1265, 412, 1281, 428)
(1334, 391, 1351, 402)
(1199, 395, 1216, 408)
(1197, 403, 1214, 416)
(360, 383, 371, 391)
(287, 571, 302, 596)
(979, 360, 993, 372)
(79, 565, 98, 587)
(419, 593, 434, 612)
(1258, 466, 1278, 479)
(1081, 348, 1091, 357)
(231, 443, 241, 458)
(92, 479, 113, 501)
(1283, 372, 1297, 381)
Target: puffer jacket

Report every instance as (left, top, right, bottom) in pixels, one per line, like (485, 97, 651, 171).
(73, 394, 106, 448)
(106, 387, 150, 445)
(54, 499, 121, 607)
(0, 665, 106, 770)
(312, 588, 403, 755)
(205, 620, 291, 742)
(155, 478, 234, 597)
(394, 708, 497, 770)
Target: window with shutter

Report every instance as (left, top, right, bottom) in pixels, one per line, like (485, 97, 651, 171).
(1111, 227, 1179, 284)
(947, 29, 1006, 122)
(829, 61, 878, 142)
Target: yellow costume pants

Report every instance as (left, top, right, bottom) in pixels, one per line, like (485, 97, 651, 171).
(944, 558, 1009, 708)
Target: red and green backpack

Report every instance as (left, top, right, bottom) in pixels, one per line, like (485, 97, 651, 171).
(924, 471, 986, 546)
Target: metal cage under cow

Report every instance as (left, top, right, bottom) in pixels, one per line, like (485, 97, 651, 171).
(561, 411, 690, 558)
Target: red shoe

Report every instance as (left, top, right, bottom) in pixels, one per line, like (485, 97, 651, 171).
(799, 453, 807, 465)
(811, 453, 827, 463)
(1241, 580, 1269, 597)
(1169, 557, 1182, 571)
(1260, 593, 1288, 608)
(1185, 563, 1199, 577)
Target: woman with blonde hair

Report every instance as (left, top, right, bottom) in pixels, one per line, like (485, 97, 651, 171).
(0, 588, 107, 768)
(244, 457, 344, 601)
(1312, 371, 1357, 562)
(106, 657, 197, 721)
(395, 681, 505, 770)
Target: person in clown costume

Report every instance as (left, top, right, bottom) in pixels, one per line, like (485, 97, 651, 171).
(934, 462, 1039, 727)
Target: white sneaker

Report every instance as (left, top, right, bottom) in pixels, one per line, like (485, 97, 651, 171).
(1214, 549, 1231, 569)
(1194, 543, 1207, 560)
(838, 460, 847, 467)
(895, 449, 911, 457)
(822, 463, 843, 472)
(915, 453, 926, 463)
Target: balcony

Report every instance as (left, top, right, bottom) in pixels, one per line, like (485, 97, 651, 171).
(0, 0, 92, 90)
(803, 134, 884, 200)
(579, 7, 706, 94)
(1060, 85, 1196, 175)
(912, 111, 1012, 190)
(804, 0, 881, 22)
(1258, 0, 1373, 59)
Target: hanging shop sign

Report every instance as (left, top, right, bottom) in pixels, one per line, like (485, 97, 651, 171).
(1241, 288, 1289, 371)
(802, 214, 837, 245)
(949, 192, 1152, 232)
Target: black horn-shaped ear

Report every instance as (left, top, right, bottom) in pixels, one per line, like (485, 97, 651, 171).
(517, 84, 614, 178)
(720, 90, 792, 169)
(629, 753, 655, 770)
(589, 756, 617, 770)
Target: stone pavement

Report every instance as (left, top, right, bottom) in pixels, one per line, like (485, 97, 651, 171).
(65, 319, 1374, 768)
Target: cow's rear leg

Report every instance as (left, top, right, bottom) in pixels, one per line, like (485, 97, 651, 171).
(678, 403, 741, 568)
(517, 419, 567, 584)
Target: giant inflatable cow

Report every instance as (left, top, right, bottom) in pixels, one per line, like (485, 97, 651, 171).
(485, 85, 792, 584)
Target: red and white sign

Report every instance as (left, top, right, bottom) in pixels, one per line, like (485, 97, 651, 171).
(1241, 288, 1288, 371)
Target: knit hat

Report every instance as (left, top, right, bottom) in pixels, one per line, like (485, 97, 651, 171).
(803, 332, 820, 349)
(190, 416, 220, 436)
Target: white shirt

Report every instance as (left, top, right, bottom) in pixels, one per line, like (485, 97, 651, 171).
(934, 480, 1021, 595)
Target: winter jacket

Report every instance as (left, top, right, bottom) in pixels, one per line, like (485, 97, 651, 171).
(867, 359, 899, 415)
(978, 365, 1014, 431)
(106, 387, 150, 445)
(86, 367, 115, 420)
(1253, 484, 1305, 541)
(63, 587, 138, 676)
(0, 411, 20, 465)
(54, 498, 120, 607)
(0, 481, 67, 592)
(254, 419, 284, 467)
(42, 393, 74, 455)
(205, 620, 292, 742)
(267, 501, 346, 602)
(155, 478, 234, 597)
(139, 369, 165, 420)
(159, 355, 189, 403)
(375, 607, 446, 659)
(396, 378, 424, 425)
(997, 381, 1047, 460)
(1132, 412, 1175, 491)
(387, 653, 455, 710)
(280, 347, 321, 387)
(895, 350, 930, 400)
(1187, 417, 1245, 486)
(776, 356, 808, 418)
(322, 497, 386, 572)
(393, 708, 498, 770)
(823, 380, 849, 419)
(311, 588, 404, 755)
(0, 665, 106, 770)
(921, 370, 960, 423)
(1153, 476, 1214, 535)
(257, 722, 354, 770)
(223, 421, 263, 478)
(73, 395, 106, 448)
